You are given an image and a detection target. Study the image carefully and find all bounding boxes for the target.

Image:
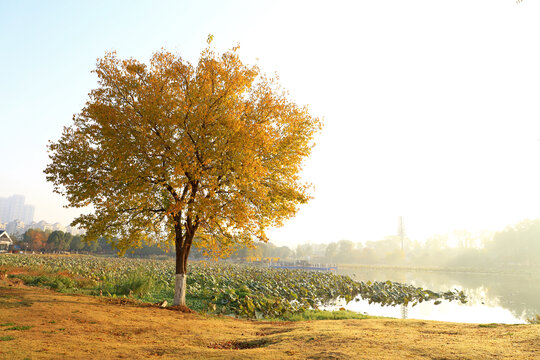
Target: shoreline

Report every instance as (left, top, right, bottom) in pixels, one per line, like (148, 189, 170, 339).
(1, 278, 538, 359)
(337, 263, 540, 277)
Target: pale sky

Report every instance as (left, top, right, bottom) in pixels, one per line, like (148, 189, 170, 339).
(2, 0, 540, 246)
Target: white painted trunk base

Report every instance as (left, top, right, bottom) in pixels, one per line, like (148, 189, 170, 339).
(173, 274, 187, 306)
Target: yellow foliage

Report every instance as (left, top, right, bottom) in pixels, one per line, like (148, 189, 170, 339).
(45, 41, 321, 273)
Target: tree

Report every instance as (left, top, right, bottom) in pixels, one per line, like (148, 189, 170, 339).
(336, 240, 355, 262)
(261, 242, 277, 258)
(84, 238, 100, 253)
(69, 235, 85, 252)
(47, 231, 72, 251)
(23, 229, 49, 252)
(45, 40, 321, 305)
(488, 219, 540, 266)
(325, 242, 338, 262)
(295, 243, 313, 258)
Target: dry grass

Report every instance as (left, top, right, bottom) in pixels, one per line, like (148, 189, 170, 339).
(0, 274, 539, 359)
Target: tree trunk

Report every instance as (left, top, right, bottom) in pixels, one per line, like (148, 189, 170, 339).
(173, 234, 187, 306)
(173, 273, 187, 306)
(173, 220, 194, 306)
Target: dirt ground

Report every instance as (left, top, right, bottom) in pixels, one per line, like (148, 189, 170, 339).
(0, 276, 538, 360)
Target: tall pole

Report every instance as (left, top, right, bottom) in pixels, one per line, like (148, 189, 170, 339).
(398, 216, 407, 319)
(398, 216, 405, 252)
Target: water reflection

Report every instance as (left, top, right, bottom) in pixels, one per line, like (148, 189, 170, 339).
(335, 267, 539, 324)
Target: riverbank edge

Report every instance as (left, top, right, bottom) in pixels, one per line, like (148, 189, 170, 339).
(1, 278, 538, 360)
(338, 263, 540, 277)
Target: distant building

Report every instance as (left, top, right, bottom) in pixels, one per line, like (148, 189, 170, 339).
(22, 204, 35, 224)
(0, 198, 8, 222)
(2, 215, 77, 237)
(34, 220, 53, 232)
(52, 222, 66, 232)
(23, 220, 76, 234)
(0, 229, 13, 252)
(6, 220, 25, 235)
(0, 195, 35, 224)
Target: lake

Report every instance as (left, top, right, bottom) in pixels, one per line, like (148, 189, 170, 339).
(330, 267, 539, 324)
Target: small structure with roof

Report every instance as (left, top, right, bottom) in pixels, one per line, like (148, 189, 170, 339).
(0, 230, 13, 252)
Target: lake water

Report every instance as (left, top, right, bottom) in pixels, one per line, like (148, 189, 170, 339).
(330, 267, 539, 324)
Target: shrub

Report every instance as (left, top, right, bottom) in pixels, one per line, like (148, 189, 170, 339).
(100, 271, 156, 298)
(526, 314, 540, 324)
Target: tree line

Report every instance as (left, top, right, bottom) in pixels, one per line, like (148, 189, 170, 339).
(287, 218, 540, 270)
(11, 229, 172, 257)
(11, 228, 293, 259)
(10, 217, 539, 271)
(230, 217, 540, 270)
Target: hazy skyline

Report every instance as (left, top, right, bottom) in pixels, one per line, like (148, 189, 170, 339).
(2, 0, 540, 246)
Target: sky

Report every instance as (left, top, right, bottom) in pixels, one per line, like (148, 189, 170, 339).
(2, 0, 540, 246)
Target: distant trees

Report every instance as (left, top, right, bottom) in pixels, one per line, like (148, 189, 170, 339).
(18, 229, 81, 253)
(12, 228, 190, 257)
(69, 235, 85, 252)
(288, 219, 540, 269)
(487, 219, 540, 266)
(295, 243, 313, 258)
(233, 242, 292, 260)
(47, 231, 72, 251)
(274, 246, 293, 259)
(23, 229, 49, 251)
(336, 240, 355, 263)
(15, 230, 111, 254)
(12, 217, 538, 271)
(324, 242, 338, 262)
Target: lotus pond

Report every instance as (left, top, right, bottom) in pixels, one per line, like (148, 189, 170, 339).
(0, 254, 467, 319)
(334, 267, 539, 324)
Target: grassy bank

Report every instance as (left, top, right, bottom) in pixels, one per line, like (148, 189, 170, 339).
(0, 277, 538, 360)
(0, 254, 467, 321)
(5, 270, 376, 321)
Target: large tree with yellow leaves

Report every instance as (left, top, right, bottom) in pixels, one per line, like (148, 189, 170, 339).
(45, 42, 321, 305)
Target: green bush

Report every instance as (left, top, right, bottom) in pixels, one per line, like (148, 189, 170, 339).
(11, 274, 75, 291)
(99, 271, 156, 297)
